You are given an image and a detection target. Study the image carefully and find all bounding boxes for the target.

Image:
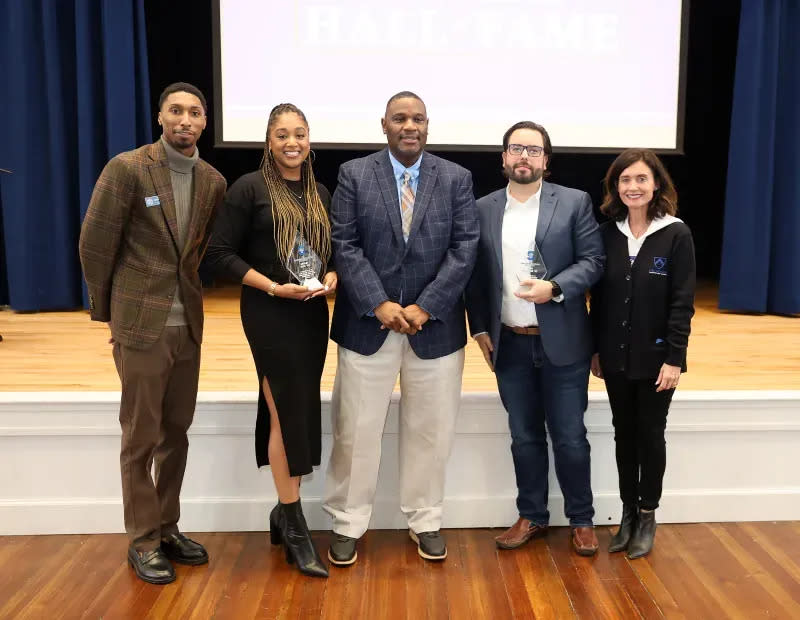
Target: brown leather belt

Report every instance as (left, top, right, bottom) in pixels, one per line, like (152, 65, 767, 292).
(502, 324, 541, 336)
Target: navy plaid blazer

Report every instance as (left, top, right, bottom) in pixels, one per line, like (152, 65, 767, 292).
(330, 149, 479, 359)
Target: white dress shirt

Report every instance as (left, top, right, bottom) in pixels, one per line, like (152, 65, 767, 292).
(501, 185, 543, 327)
(617, 214, 683, 263)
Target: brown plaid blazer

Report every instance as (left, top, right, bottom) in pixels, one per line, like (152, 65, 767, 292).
(79, 140, 226, 349)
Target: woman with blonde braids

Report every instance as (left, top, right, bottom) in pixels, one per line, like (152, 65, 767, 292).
(204, 104, 336, 577)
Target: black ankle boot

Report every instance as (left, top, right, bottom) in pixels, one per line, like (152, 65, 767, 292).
(269, 503, 282, 545)
(279, 500, 328, 577)
(627, 509, 656, 559)
(609, 504, 638, 553)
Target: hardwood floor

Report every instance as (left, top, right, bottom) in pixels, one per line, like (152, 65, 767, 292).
(0, 283, 798, 392)
(1, 524, 799, 619)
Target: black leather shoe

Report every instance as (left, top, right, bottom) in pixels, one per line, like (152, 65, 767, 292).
(161, 533, 209, 566)
(627, 510, 657, 559)
(269, 503, 282, 545)
(277, 500, 328, 577)
(609, 504, 638, 553)
(127, 546, 175, 585)
(328, 533, 358, 566)
(409, 530, 447, 561)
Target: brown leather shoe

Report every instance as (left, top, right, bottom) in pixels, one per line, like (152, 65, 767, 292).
(495, 517, 549, 549)
(571, 526, 599, 556)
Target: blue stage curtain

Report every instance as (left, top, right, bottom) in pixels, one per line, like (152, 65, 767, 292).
(0, 187, 7, 306)
(0, 0, 151, 311)
(719, 0, 800, 314)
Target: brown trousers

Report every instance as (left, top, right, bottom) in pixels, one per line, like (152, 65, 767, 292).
(113, 325, 200, 551)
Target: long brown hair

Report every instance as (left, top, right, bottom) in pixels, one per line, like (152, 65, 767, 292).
(261, 103, 331, 271)
(600, 148, 678, 221)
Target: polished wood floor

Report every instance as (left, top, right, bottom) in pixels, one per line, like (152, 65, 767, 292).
(1, 523, 799, 619)
(0, 283, 797, 392)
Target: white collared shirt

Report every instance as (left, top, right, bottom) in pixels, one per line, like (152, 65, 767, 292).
(501, 184, 542, 327)
(617, 214, 683, 263)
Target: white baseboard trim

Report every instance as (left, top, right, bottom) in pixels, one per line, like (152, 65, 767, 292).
(2, 489, 799, 536)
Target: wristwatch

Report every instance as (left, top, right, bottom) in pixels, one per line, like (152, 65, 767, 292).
(549, 280, 562, 297)
(267, 282, 278, 297)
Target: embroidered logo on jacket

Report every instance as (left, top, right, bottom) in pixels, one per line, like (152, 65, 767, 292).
(649, 256, 668, 276)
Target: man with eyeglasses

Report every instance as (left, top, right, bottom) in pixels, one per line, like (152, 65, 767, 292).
(465, 121, 604, 556)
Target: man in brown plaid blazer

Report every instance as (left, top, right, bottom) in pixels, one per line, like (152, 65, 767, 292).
(79, 82, 226, 585)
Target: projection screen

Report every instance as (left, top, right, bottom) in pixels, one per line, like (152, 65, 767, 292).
(213, 0, 688, 152)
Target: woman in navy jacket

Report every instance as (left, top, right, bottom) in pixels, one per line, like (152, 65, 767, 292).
(590, 149, 696, 559)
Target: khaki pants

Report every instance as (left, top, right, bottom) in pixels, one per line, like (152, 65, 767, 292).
(113, 325, 200, 551)
(324, 332, 465, 538)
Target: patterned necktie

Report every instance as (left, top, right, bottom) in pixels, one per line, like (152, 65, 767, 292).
(401, 171, 415, 240)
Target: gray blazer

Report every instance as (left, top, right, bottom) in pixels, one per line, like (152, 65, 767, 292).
(465, 182, 605, 367)
(330, 149, 479, 359)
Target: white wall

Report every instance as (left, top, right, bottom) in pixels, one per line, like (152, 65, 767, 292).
(1, 391, 798, 535)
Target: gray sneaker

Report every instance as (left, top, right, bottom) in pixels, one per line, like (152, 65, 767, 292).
(328, 533, 358, 566)
(409, 530, 447, 560)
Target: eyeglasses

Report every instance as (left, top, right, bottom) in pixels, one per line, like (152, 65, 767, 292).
(507, 144, 544, 157)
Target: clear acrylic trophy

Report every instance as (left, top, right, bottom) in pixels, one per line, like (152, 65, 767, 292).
(517, 240, 548, 290)
(286, 230, 324, 291)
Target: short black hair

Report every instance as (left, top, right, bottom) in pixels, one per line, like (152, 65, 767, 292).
(385, 91, 425, 114)
(502, 120, 552, 156)
(158, 82, 207, 114)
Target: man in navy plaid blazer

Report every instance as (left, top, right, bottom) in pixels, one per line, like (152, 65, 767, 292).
(324, 92, 479, 565)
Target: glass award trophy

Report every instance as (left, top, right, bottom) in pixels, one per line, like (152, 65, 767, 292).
(517, 240, 547, 290)
(286, 230, 324, 291)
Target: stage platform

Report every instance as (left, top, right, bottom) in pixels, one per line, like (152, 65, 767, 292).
(0, 284, 798, 535)
(0, 284, 798, 392)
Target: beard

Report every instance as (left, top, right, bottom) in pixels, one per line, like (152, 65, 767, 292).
(503, 162, 543, 185)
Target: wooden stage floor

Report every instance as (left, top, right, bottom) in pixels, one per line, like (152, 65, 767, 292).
(0, 283, 797, 392)
(2, 523, 800, 619)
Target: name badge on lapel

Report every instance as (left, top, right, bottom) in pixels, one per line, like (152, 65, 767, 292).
(145, 195, 161, 208)
(649, 256, 668, 276)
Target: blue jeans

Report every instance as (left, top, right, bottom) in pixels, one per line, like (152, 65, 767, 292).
(494, 329, 594, 527)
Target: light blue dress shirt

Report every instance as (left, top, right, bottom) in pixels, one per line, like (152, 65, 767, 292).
(367, 151, 425, 316)
(388, 150, 423, 211)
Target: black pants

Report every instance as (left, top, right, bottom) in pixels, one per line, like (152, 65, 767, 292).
(604, 374, 675, 510)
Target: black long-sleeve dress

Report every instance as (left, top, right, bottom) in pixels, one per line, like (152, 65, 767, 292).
(204, 171, 331, 476)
